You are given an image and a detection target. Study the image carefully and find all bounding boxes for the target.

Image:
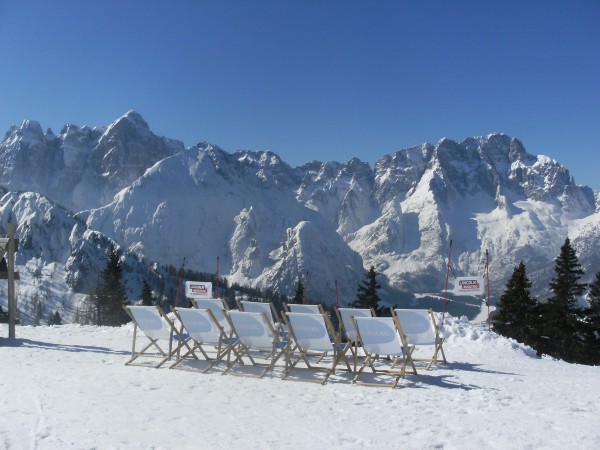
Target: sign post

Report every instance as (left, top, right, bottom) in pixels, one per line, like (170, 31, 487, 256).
(185, 281, 213, 300)
(452, 276, 485, 296)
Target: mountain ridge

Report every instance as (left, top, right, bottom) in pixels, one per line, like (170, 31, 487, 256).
(1, 111, 598, 324)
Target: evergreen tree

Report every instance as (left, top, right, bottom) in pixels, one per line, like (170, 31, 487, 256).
(96, 243, 130, 326)
(292, 280, 304, 304)
(492, 261, 539, 347)
(47, 311, 62, 326)
(350, 266, 382, 314)
(588, 272, 600, 322)
(140, 280, 154, 306)
(74, 294, 97, 325)
(584, 271, 600, 364)
(32, 293, 43, 326)
(539, 238, 587, 362)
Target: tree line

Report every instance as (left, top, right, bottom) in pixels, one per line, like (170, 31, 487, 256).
(82, 242, 383, 329)
(82, 237, 600, 367)
(492, 238, 600, 365)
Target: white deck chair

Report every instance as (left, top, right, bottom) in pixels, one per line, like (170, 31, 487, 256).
(123, 305, 179, 368)
(224, 311, 292, 378)
(392, 308, 446, 370)
(284, 304, 327, 356)
(283, 312, 351, 384)
(170, 307, 241, 373)
(351, 316, 417, 388)
(236, 300, 287, 335)
(191, 298, 231, 334)
(284, 303, 325, 314)
(335, 307, 376, 372)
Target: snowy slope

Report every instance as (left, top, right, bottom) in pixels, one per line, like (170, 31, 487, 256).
(0, 191, 170, 325)
(1, 316, 599, 449)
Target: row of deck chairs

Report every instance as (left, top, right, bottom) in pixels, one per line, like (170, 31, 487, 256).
(123, 300, 446, 388)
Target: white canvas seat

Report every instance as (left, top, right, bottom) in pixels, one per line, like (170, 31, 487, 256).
(283, 312, 351, 384)
(224, 310, 292, 378)
(170, 307, 242, 373)
(392, 308, 446, 370)
(284, 303, 325, 314)
(284, 304, 328, 352)
(334, 307, 376, 372)
(191, 298, 231, 334)
(283, 304, 329, 356)
(123, 305, 179, 368)
(236, 300, 287, 335)
(351, 316, 417, 388)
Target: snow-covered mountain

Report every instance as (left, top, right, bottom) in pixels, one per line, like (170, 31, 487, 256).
(0, 111, 183, 212)
(1, 112, 599, 324)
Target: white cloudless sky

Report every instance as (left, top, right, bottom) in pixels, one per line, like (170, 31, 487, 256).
(1, 0, 599, 189)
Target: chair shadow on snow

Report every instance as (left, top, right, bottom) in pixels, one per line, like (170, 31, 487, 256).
(168, 358, 225, 374)
(167, 358, 489, 391)
(318, 359, 516, 391)
(224, 363, 288, 379)
(447, 361, 521, 377)
(0, 337, 129, 355)
(327, 369, 481, 391)
(402, 373, 483, 391)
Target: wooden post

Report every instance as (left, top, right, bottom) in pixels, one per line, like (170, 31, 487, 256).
(7, 223, 17, 338)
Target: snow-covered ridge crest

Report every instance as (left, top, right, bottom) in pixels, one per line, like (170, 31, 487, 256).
(0, 110, 184, 213)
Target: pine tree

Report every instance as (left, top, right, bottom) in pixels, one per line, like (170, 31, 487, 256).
(292, 280, 304, 304)
(140, 280, 154, 306)
(492, 261, 539, 347)
(588, 272, 600, 322)
(350, 266, 382, 314)
(584, 271, 600, 364)
(539, 238, 587, 362)
(96, 243, 130, 326)
(32, 294, 43, 326)
(47, 311, 62, 326)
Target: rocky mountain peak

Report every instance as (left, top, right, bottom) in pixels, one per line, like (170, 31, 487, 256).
(0, 113, 598, 324)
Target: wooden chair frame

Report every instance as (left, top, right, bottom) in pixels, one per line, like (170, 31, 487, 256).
(351, 315, 417, 388)
(170, 307, 242, 373)
(224, 310, 293, 378)
(283, 312, 351, 385)
(391, 308, 447, 370)
(123, 305, 180, 368)
(334, 307, 376, 373)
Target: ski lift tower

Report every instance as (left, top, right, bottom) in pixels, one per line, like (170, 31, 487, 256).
(0, 223, 19, 338)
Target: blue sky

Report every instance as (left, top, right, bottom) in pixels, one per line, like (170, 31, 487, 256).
(1, 0, 599, 189)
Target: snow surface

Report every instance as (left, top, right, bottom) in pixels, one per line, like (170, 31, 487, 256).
(2, 315, 599, 449)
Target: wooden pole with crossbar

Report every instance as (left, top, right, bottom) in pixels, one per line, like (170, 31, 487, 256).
(6, 223, 18, 338)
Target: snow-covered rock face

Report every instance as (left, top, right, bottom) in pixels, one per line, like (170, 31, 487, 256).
(0, 111, 184, 212)
(364, 134, 598, 296)
(0, 112, 599, 316)
(296, 158, 378, 237)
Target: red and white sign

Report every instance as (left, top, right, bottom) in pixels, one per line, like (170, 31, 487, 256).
(185, 281, 213, 299)
(453, 276, 485, 296)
